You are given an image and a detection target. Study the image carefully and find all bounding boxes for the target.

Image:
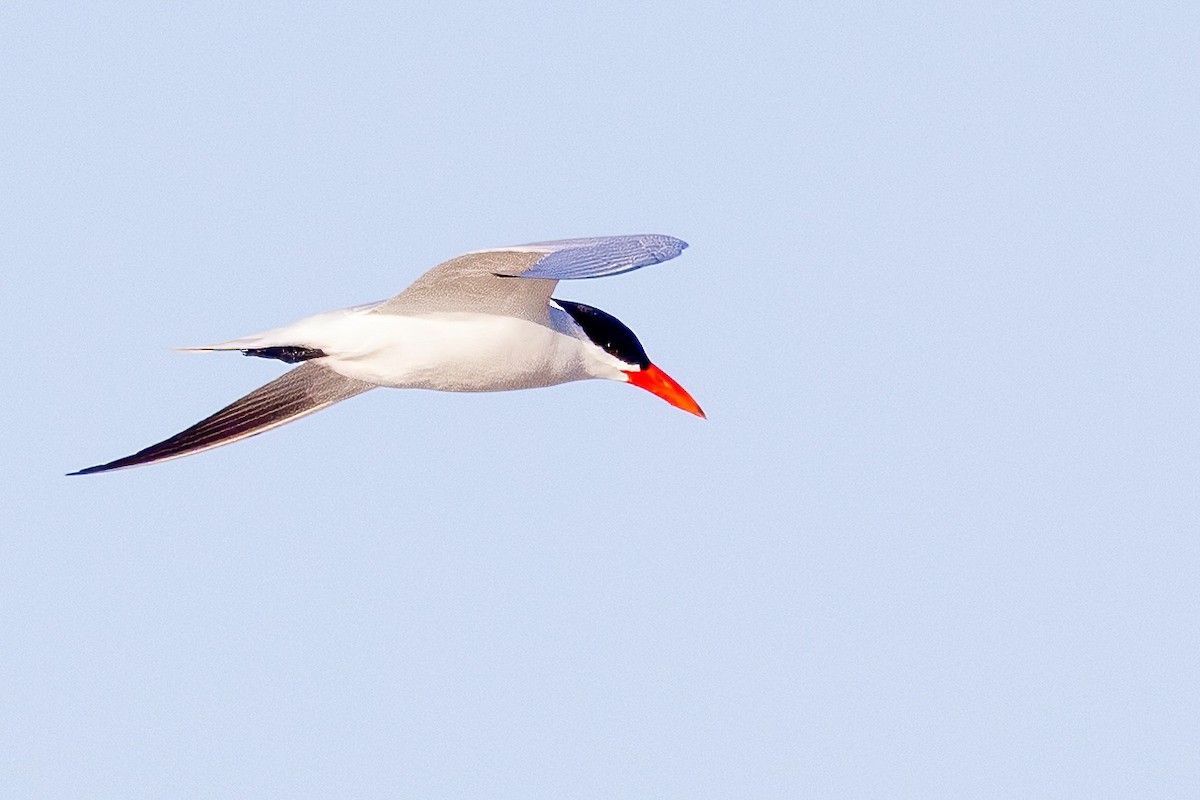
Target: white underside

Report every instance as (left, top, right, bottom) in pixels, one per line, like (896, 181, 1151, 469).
(185, 307, 631, 392)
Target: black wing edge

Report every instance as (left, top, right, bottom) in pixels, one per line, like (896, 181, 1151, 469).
(68, 363, 374, 475)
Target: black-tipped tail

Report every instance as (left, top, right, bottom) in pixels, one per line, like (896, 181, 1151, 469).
(240, 346, 328, 363)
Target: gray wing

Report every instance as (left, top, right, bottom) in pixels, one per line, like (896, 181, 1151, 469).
(69, 363, 375, 475)
(373, 234, 688, 321)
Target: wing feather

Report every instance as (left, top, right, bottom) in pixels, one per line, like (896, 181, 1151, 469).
(513, 234, 687, 280)
(69, 363, 374, 475)
(373, 234, 687, 319)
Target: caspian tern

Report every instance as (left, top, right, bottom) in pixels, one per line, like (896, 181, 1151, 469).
(71, 234, 703, 475)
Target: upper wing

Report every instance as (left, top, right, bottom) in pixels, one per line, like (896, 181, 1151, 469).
(69, 363, 375, 475)
(372, 234, 687, 320)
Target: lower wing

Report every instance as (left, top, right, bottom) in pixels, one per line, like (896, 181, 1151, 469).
(70, 363, 374, 475)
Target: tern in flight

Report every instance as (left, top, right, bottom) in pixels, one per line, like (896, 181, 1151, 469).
(71, 234, 704, 475)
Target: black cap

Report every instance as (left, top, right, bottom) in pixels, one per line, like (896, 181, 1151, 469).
(553, 299, 651, 370)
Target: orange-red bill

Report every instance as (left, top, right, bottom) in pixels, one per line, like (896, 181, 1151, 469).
(626, 363, 706, 418)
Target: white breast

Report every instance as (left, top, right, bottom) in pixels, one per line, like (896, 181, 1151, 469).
(303, 312, 596, 391)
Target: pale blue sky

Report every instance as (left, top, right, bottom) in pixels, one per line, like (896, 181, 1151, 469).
(4, 2, 1199, 797)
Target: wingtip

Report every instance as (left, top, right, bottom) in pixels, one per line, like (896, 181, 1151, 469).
(646, 234, 687, 262)
(67, 462, 115, 476)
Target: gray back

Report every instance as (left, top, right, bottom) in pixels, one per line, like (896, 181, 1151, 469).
(373, 250, 557, 322)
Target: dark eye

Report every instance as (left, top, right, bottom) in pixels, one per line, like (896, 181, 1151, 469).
(554, 299, 650, 369)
